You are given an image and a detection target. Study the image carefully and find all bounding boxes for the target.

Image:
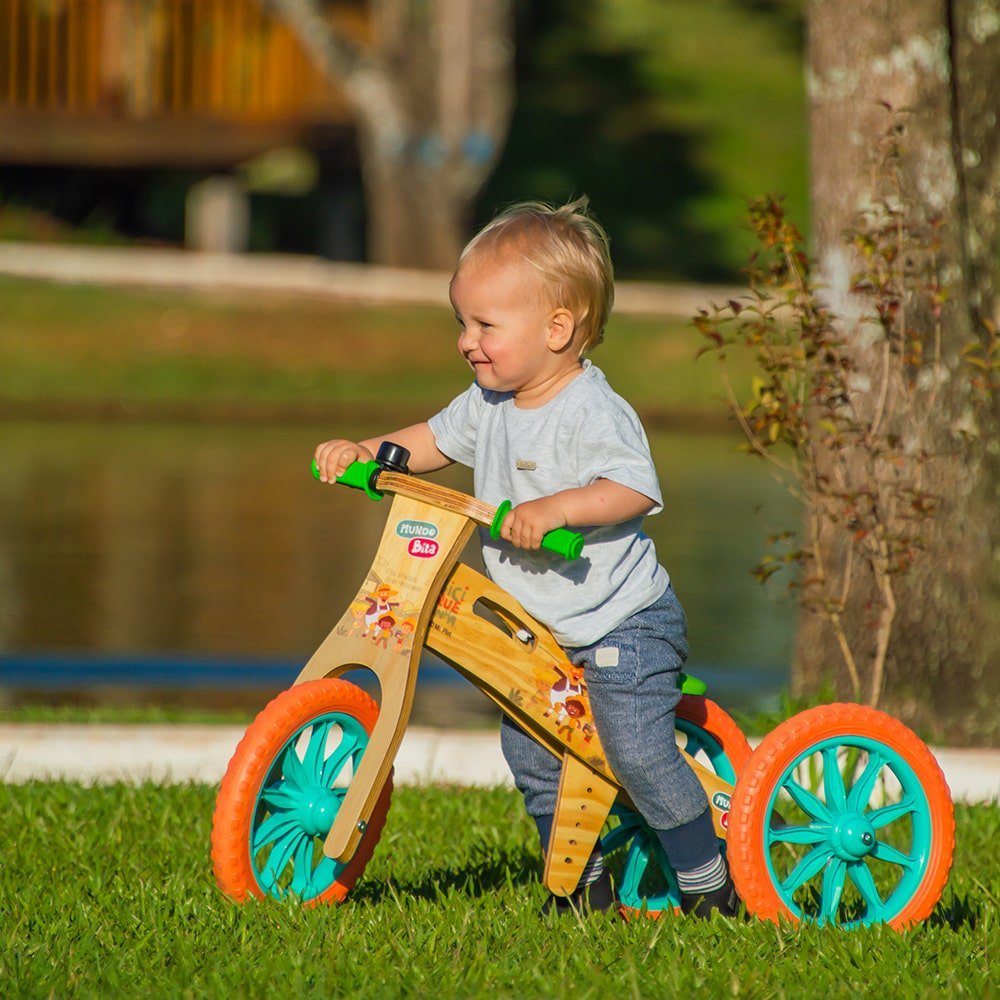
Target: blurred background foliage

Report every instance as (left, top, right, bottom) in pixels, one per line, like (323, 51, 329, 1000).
(0, 0, 807, 281)
(481, 0, 808, 280)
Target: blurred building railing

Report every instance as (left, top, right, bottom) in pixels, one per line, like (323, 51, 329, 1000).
(0, 0, 362, 166)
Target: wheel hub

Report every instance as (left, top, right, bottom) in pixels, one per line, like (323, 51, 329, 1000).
(831, 813, 877, 860)
(297, 788, 341, 837)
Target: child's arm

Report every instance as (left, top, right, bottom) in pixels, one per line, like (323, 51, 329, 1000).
(499, 480, 656, 552)
(314, 422, 452, 482)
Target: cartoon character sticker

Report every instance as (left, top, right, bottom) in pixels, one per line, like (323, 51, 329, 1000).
(539, 663, 595, 743)
(371, 613, 396, 649)
(335, 599, 370, 638)
(362, 584, 400, 637)
(394, 619, 416, 654)
(338, 578, 419, 656)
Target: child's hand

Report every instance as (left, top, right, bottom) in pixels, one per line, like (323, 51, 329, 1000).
(314, 440, 375, 483)
(500, 497, 569, 551)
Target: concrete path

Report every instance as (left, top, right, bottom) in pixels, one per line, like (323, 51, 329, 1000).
(0, 724, 513, 788)
(0, 241, 741, 318)
(1, 723, 997, 803)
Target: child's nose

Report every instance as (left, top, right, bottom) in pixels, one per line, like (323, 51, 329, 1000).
(458, 326, 479, 353)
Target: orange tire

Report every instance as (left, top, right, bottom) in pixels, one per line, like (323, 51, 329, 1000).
(211, 678, 392, 906)
(676, 695, 754, 782)
(728, 703, 954, 930)
(610, 696, 752, 917)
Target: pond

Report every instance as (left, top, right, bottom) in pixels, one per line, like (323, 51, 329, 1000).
(0, 419, 799, 720)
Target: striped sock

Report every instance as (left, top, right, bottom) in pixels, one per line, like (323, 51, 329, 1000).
(578, 847, 605, 888)
(675, 852, 728, 896)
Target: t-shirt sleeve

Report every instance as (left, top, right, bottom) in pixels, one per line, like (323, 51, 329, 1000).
(427, 383, 484, 468)
(574, 399, 664, 514)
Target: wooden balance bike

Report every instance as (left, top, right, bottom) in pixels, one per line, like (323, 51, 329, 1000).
(211, 444, 955, 929)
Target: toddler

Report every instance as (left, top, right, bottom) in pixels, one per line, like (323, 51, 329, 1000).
(314, 198, 737, 918)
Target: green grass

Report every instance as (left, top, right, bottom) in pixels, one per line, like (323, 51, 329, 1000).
(0, 275, 746, 419)
(0, 704, 256, 726)
(2, 782, 995, 997)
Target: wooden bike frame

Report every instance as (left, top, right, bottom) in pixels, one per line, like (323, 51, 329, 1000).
(295, 470, 734, 896)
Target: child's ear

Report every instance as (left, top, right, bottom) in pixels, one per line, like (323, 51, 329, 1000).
(547, 308, 577, 351)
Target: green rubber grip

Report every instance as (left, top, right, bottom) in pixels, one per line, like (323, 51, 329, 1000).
(489, 499, 584, 561)
(311, 458, 383, 501)
(679, 672, 708, 696)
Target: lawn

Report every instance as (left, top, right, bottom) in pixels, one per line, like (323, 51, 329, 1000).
(2, 782, 995, 997)
(0, 275, 743, 421)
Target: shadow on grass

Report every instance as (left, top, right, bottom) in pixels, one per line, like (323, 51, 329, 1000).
(926, 893, 983, 932)
(352, 844, 541, 905)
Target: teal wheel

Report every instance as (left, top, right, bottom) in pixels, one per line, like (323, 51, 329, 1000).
(212, 678, 392, 905)
(602, 695, 752, 916)
(728, 703, 955, 929)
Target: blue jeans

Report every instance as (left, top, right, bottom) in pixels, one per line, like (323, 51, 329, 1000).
(501, 585, 709, 831)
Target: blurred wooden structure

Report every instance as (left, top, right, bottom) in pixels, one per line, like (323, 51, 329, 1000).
(0, 0, 363, 168)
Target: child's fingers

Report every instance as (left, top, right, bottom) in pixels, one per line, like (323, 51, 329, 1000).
(314, 440, 359, 483)
(313, 442, 338, 483)
(503, 510, 545, 551)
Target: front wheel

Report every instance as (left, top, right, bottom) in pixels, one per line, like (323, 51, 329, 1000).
(211, 678, 392, 906)
(728, 703, 955, 929)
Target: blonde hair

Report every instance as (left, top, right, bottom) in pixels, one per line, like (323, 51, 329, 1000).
(457, 197, 614, 355)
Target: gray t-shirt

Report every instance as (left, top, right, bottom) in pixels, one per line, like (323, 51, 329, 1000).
(427, 361, 669, 647)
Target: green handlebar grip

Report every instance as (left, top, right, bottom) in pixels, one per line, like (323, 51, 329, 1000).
(679, 672, 708, 696)
(489, 499, 584, 561)
(311, 458, 384, 501)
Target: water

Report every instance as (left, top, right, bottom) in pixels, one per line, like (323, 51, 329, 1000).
(0, 419, 798, 717)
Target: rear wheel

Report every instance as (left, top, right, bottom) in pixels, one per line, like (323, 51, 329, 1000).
(211, 678, 392, 905)
(602, 695, 752, 916)
(728, 704, 954, 929)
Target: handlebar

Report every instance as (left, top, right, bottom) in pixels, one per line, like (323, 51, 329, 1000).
(312, 456, 384, 501)
(311, 458, 584, 561)
(487, 500, 584, 561)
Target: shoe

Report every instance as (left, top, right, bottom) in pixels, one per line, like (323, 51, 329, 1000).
(680, 876, 740, 919)
(541, 869, 617, 916)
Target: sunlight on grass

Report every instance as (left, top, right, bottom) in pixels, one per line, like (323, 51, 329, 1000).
(0, 783, 993, 996)
(0, 276, 750, 418)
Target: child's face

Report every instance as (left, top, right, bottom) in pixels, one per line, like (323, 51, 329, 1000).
(450, 255, 577, 399)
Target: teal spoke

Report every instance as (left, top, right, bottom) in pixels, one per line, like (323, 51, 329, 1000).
(768, 823, 831, 846)
(289, 834, 317, 898)
(847, 860, 885, 922)
(252, 810, 300, 852)
(780, 844, 835, 895)
(819, 857, 847, 924)
(320, 731, 362, 787)
(783, 778, 832, 822)
(280, 743, 310, 789)
(301, 722, 332, 785)
(620, 836, 652, 902)
(681, 730, 708, 758)
(259, 783, 298, 811)
(846, 751, 885, 811)
(261, 829, 304, 889)
(602, 815, 643, 853)
(312, 855, 340, 893)
(868, 796, 917, 829)
(871, 840, 915, 869)
(822, 747, 848, 812)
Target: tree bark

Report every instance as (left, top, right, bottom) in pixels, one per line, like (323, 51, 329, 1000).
(798, 0, 1000, 744)
(266, 0, 514, 268)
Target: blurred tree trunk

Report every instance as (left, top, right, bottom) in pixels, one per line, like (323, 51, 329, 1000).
(267, 0, 514, 268)
(797, 0, 1000, 743)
